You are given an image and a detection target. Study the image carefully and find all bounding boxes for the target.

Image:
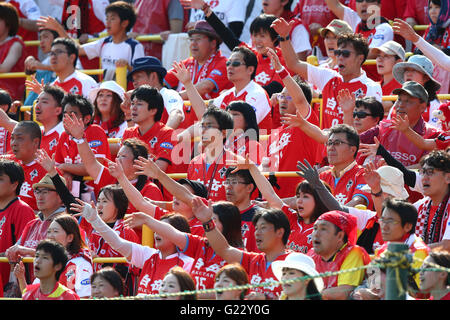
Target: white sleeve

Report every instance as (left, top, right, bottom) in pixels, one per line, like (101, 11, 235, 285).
(343, 6, 361, 31)
(130, 243, 158, 268)
(369, 23, 394, 48)
(347, 207, 377, 231)
(162, 89, 184, 115)
(226, 1, 246, 23)
(81, 76, 99, 99)
(415, 37, 450, 72)
(411, 171, 424, 193)
(442, 219, 450, 240)
(307, 64, 339, 91)
(74, 258, 93, 298)
(291, 24, 312, 54)
(132, 43, 145, 63)
(365, 81, 383, 102)
(82, 38, 104, 60)
(212, 90, 227, 108)
(246, 90, 271, 124)
(19, 0, 41, 20)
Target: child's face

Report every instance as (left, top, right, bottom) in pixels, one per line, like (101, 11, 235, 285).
(159, 273, 181, 300)
(39, 30, 55, 54)
(428, 2, 441, 24)
(91, 276, 119, 298)
(97, 191, 118, 224)
(106, 11, 126, 36)
(251, 30, 275, 54)
(34, 249, 59, 281)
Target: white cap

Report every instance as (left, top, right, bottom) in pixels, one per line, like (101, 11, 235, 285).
(361, 166, 409, 199)
(88, 80, 125, 103)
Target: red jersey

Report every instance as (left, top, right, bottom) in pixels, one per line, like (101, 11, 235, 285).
(266, 110, 320, 198)
(0, 127, 11, 155)
(319, 162, 373, 209)
(307, 65, 382, 129)
(0, 198, 36, 287)
(240, 250, 290, 300)
(415, 196, 450, 244)
(130, 244, 194, 295)
(225, 134, 263, 165)
(177, 102, 201, 131)
(41, 122, 64, 157)
(182, 233, 229, 290)
(165, 52, 233, 100)
(51, 71, 99, 99)
(0, 36, 25, 101)
(22, 282, 80, 300)
(213, 80, 273, 132)
(93, 117, 128, 139)
(381, 78, 402, 96)
(187, 148, 236, 202)
(282, 205, 314, 254)
(18, 160, 47, 211)
(154, 206, 204, 237)
(308, 243, 370, 289)
(240, 204, 259, 253)
(360, 118, 441, 167)
(403, 0, 429, 26)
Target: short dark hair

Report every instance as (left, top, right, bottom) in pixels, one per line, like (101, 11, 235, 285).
(39, 28, 59, 40)
(383, 198, 418, 234)
(62, 94, 94, 123)
(202, 106, 234, 131)
(0, 89, 12, 109)
(52, 37, 79, 68)
(160, 212, 191, 234)
(231, 46, 258, 80)
(226, 100, 259, 141)
(0, 2, 19, 36)
(122, 138, 149, 191)
(16, 120, 42, 147)
(35, 240, 69, 281)
(355, 96, 384, 123)
(212, 201, 244, 248)
(250, 14, 279, 46)
(225, 168, 257, 194)
(428, 249, 450, 286)
(91, 267, 125, 297)
(0, 159, 24, 195)
(293, 75, 313, 105)
(337, 33, 369, 65)
(420, 150, 450, 174)
(328, 124, 360, 158)
(105, 1, 137, 32)
(99, 185, 129, 220)
(42, 85, 65, 121)
(252, 208, 291, 245)
(52, 214, 86, 256)
(130, 85, 164, 121)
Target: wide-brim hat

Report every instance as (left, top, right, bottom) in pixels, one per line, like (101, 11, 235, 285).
(32, 173, 66, 191)
(127, 56, 167, 82)
(88, 80, 125, 104)
(393, 54, 441, 93)
(361, 166, 409, 199)
(187, 20, 222, 44)
(272, 252, 324, 293)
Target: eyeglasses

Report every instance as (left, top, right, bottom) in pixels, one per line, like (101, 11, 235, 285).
(379, 218, 400, 225)
(353, 111, 374, 119)
(355, 0, 378, 3)
(278, 94, 292, 101)
(33, 188, 55, 196)
(333, 49, 353, 58)
(201, 123, 219, 130)
(226, 60, 244, 67)
(224, 180, 249, 186)
(420, 167, 437, 176)
(49, 49, 68, 57)
(326, 139, 352, 147)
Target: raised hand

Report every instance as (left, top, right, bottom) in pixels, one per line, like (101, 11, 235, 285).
(192, 196, 213, 223)
(392, 18, 419, 43)
(296, 159, 322, 187)
(70, 199, 98, 223)
(36, 149, 57, 176)
(266, 47, 282, 71)
(392, 114, 410, 132)
(270, 17, 295, 38)
(337, 88, 355, 115)
(280, 111, 306, 128)
(107, 159, 126, 180)
(225, 153, 254, 173)
(124, 212, 150, 229)
(359, 136, 380, 158)
(363, 161, 382, 193)
(133, 156, 161, 179)
(25, 75, 44, 95)
(63, 112, 84, 139)
(171, 61, 192, 86)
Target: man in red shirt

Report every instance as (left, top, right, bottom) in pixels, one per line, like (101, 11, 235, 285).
(273, 18, 382, 129)
(164, 20, 232, 100)
(192, 197, 291, 300)
(320, 124, 373, 209)
(0, 160, 36, 292)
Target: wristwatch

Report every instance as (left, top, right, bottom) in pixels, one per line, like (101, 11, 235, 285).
(371, 189, 383, 197)
(72, 137, 85, 144)
(278, 35, 290, 42)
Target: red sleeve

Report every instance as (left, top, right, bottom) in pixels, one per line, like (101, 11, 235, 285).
(182, 233, 206, 257)
(164, 68, 180, 89)
(141, 181, 163, 201)
(54, 133, 68, 164)
(87, 126, 111, 160)
(155, 127, 176, 164)
(204, 58, 230, 93)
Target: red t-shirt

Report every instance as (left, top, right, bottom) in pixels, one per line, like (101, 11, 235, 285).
(240, 204, 260, 253)
(0, 127, 11, 156)
(18, 160, 48, 211)
(282, 205, 315, 254)
(165, 52, 233, 100)
(381, 78, 402, 96)
(52, 71, 98, 99)
(0, 36, 25, 100)
(0, 198, 36, 288)
(41, 122, 65, 157)
(22, 282, 80, 300)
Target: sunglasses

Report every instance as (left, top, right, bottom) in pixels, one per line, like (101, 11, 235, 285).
(353, 111, 373, 119)
(226, 60, 244, 67)
(333, 49, 353, 58)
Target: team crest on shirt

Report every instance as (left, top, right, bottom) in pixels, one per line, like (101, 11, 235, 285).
(353, 88, 364, 98)
(218, 167, 228, 178)
(209, 0, 219, 8)
(149, 137, 158, 148)
(70, 86, 80, 95)
(346, 179, 353, 191)
(49, 138, 58, 151)
(30, 169, 39, 181)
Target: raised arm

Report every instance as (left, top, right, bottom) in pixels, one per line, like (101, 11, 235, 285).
(271, 18, 309, 79)
(324, 0, 346, 20)
(0, 109, 18, 132)
(392, 114, 439, 151)
(192, 197, 243, 263)
(280, 111, 328, 144)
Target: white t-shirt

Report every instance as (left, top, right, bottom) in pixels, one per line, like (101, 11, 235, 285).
(160, 87, 185, 121)
(291, 23, 312, 54)
(82, 37, 145, 80)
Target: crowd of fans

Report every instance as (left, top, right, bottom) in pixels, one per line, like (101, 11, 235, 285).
(0, 0, 448, 301)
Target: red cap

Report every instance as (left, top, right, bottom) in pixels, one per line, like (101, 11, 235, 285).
(317, 211, 358, 245)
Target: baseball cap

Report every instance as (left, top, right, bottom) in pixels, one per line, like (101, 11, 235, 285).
(89, 80, 125, 104)
(187, 20, 222, 44)
(127, 56, 167, 82)
(392, 81, 429, 103)
(32, 173, 66, 191)
(320, 19, 353, 38)
(371, 40, 406, 61)
(393, 54, 441, 93)
(361, 166, 409, 200)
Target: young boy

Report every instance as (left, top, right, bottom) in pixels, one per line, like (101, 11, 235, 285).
(54, 94, 111, 200)
(78, 1, 144, 81)
(21, 240, 80, 300)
